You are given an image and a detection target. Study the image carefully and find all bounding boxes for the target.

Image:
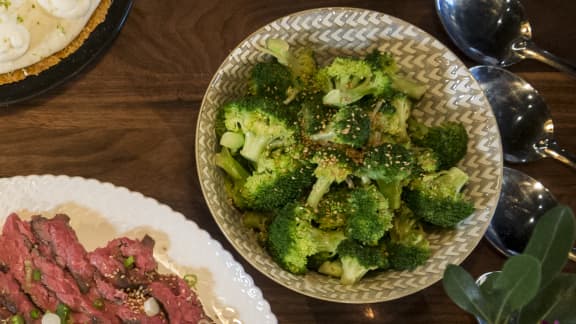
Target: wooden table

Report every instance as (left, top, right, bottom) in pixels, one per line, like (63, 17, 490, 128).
(2, 0, 575, 323)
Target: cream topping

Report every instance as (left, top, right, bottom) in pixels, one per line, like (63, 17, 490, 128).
(0, 0, 101, 74)
(0, 14, 30, 62)
(36, 0, 90, 19)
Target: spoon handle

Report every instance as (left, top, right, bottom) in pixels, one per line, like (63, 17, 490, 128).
(521, 40, 576, 78)
(541, 140, 576, 170)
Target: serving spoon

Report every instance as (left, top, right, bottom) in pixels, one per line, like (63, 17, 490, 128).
(435, 0, 576, 77)
(470, 65, 576, 170)
(486, 167, 576, 262)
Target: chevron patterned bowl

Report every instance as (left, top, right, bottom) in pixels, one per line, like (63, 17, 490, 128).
(196, 7, 503, 303)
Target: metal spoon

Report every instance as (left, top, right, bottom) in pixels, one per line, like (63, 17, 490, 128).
(486, 167, 576, 261)
(435, 0, 576, 77)
(470, 65, 576, 170)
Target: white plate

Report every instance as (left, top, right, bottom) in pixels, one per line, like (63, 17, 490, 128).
(0, 174, 277, 324)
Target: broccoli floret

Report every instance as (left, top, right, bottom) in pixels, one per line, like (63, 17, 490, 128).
(365, 49, 427, 100)
(356, 143, 414, 183)
(356, 143, 415, 210)
(317, 56, 392, 107)
(306, 147, 357, 209)
(337, 239, 389, 285)
(256, 38, 318, 96)
(242, 211, 272, 245)
(248, 60, 297, 103)
(368, 94, 412, 145)
(387, 207, 431, 270)
(404, 167, 475, 227)
(412, 147, 441, 174)
(409, 120, 469, 170)
(310, 104, 371, 148)
(240, 152, 314, 211)
(314, 188, 350, 230)
(267, 203, 346, 274)
(222, 97, 298, 162)
(345, 185, 394, 246)
(297, 93, 337, 140)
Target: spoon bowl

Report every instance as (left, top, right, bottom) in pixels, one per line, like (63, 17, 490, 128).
(487, 167, 576, 261)
(436, 0, 576, 77)
(470, 65, 576, 169)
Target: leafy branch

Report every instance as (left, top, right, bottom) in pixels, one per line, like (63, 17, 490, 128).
(442, 205, 576, 324)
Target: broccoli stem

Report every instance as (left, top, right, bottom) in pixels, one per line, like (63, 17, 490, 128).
(219, 131, 245, 152)
(318, 260, 343, 278)
(214, 147, 250, 181)
(306, 177, 334, 209)
(377, 179, 403, 210)
(340, 257, 371, 285)
(239, 132, 270, 162)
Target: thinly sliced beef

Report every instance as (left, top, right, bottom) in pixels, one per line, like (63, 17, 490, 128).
(0, 214, 60, 311)
(30, 214, 95, 293)
(88, 237, 157, 289)
(0, 271, 39, 323)
(149, 275, 207, 323)
(0, 213, 209, 323)
(2, 214, 119, 323)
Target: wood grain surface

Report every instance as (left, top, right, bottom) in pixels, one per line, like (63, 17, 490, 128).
(1, 0, 575, 323)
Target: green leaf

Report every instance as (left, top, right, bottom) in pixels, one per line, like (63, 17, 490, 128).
(442, 264, 493, 321)
(518, 273, 576, 323)
(523, 204, 576, 289)
(492, 254, 541, 322)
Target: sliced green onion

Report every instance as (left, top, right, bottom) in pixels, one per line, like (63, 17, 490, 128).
(183, 274, 197, 288)
(93, 298, 104, 310)
(56, 303, 70, 322)
(32, 268, 42, 281)
(30, 309, 41, 319)
(10, 314, 25, 324)
(123, 255, 135, 269)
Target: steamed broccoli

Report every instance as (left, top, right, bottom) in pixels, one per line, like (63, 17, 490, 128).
(242, 211, 273, 245)
(345, 185, 394, 246)
(298, 93, 337, 140)
(404, 167, 474, 227)
(368, 94, 413, 145)
(365, 49, 427, 100)
(316, 56, 394, 107)
(267, 203, 346, 274)
(222, 96, 298, 162)
(387, 207, 431, 270)
(412, 147, 441, 174)
(306, 147, 356, 209)
(310, 104, 371, 148)
(356, 143, 415, 209)
(240, 152, 314, 211)
(248, 60, 297, 103)
(337, 239, 389, 285)
(314, 188, 350, 230)
(409, 119, 469, 170)
(256, 38, 318, 95)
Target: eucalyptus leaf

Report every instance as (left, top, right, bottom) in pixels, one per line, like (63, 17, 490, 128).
(442, 264, 493, 321)
(492, 254, 541, 322)
(523, 204, 576, 289)
(518, 273, 576, 324)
